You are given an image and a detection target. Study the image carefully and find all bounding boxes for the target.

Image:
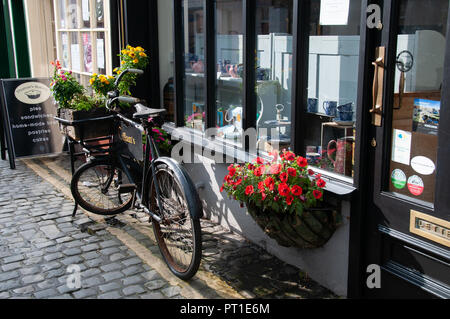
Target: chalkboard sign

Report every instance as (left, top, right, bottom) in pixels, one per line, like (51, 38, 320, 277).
(0, 78, 64, 169)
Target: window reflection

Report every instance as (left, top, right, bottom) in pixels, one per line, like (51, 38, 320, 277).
(255, 0, 293, 154)
(305, 0, 361, 179)
(182, 0, 205, 131)
(215, 0, 244, 144)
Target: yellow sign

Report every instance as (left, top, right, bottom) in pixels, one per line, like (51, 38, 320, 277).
(121, 132, 136, 145)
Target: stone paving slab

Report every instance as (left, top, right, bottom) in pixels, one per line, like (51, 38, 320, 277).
(0, 154, 337, 299)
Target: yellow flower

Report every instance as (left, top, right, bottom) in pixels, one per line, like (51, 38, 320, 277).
(108, 75, 114, 80)
(89, 78, 94, 85)
(139, 52, 147, 57)
(136, 46, 144, 52)
(105, 80, 110, 85)
(133, 59, 139, 64)
(116, 70, 122, 75)
(121, 49, 127, 54)
(129, 52, 136, 58)
(121, 61, 126, 65)
(113, 67, 119, 73)
(93, 73, 98, 77)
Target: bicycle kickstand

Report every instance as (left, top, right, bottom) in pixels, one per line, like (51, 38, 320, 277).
(72, 202, 78, 217)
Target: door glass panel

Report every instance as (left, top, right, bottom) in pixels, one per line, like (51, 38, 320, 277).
(305, 0, 362, 181)
(388, 0, 448, 204)
(182, 0, 205, 131)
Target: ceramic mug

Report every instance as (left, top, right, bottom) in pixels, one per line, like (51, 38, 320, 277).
(337, 102, 353, 112)
(337, 111, 354, 122)
(307, 98, 318, 113)
(323, 101, 337, 117)
(327, 137, 354, 176)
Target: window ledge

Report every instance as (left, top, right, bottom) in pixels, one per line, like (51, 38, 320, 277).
(163, 123, 356, 197)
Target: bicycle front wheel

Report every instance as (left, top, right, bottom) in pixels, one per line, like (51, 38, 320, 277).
(149, 161, 202, 280)
(71, 159, 133, 215)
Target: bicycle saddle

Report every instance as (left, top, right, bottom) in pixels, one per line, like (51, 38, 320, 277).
(133, 103, 166, 119)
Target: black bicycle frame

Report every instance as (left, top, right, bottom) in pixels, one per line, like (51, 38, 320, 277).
(112, 112, 164, 223)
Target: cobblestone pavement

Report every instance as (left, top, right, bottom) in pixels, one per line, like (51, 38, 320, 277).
(0, 154, 336, 299)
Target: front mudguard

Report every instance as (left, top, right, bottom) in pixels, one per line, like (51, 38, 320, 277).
(145, 157, 203, 220)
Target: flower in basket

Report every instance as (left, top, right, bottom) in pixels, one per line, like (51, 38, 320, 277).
(221, 150, 327, 216)
(89, 73, 115, 97)
(115, 45, 149, 95)
(50, 60, 84, 109)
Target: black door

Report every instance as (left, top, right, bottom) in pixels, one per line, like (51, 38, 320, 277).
(362, 0, 450, 298)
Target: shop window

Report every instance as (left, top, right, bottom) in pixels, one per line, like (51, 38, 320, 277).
(215, 0, 244, 146)
(181, 0, 205, 131)
(304, 0, 362, 182)
(254, 0, 293, 154)
(158, 0, 175, 122)
(53, 0, 112, 87)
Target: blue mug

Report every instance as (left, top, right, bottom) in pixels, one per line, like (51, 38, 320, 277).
(337, 111, 354, 122)
(307, 98, 318, 113)
(337, 102, 353, 112)
(323, 101, 337, 117)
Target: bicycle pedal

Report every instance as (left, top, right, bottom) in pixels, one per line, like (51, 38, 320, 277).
(118, 184, 137, 194)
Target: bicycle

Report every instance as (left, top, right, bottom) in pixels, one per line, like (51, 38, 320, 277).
(68, 69, 203, 280)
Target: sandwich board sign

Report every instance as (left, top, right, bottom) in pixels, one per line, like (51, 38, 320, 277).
(0, 78, 64, 169)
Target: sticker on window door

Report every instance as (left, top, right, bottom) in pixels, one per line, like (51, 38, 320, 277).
(391, 169, 407, 189)
(391, 129, 412, 165)
(407, 175, 424, 196)
(410, 156, 436, 175)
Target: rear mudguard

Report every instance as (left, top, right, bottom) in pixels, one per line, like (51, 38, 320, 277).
(145, 157, 203, 220)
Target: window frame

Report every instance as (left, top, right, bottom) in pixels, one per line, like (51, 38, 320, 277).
(170, 0, 366, 189)
(52, 0, 113, 85)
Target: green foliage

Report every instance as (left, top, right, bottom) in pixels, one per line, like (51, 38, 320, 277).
(50, 61, 84, 109)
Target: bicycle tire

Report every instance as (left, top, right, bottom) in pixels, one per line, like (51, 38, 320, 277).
(148, 160, 202, 280)
(71, 159, 133, 215)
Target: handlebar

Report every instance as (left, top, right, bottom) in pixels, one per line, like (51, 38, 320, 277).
(106, 68, 144, 111)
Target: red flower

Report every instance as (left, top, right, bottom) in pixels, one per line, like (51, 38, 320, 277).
(313, 190, 323, 199)
(284, 151, 295, 161)
(264, 177, 275, 191)
(269, 164, 282, 175)
(224, 175, 232, 184)
(291, 185, 303, 196)
(220, 184, 224, 192)
(278, 183, 291, 197)
(297, 156, 308, 167)
(254, 157, 264, 165)
(261, 192, 267, 201)
(258, 181, 265, 191)
(245, 185, 254, 196)
(233, 178, 243, 186)
(253, 166, 265, 177)
(308, 169, 315, 176)
(286, 195, 294, 206)
(248, 163, 255, 170)
(280, 172, 288, 183)
(287, 167, 297, 177)
(228, 165, 236, 177)
(316, 178, 326, 188)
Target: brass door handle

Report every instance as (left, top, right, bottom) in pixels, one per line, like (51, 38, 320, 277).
(371, 47, 385, 126)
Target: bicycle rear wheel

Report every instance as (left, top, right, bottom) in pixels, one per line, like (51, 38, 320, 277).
(71, 159, 133, 215)
(149, 161, 202, 280)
